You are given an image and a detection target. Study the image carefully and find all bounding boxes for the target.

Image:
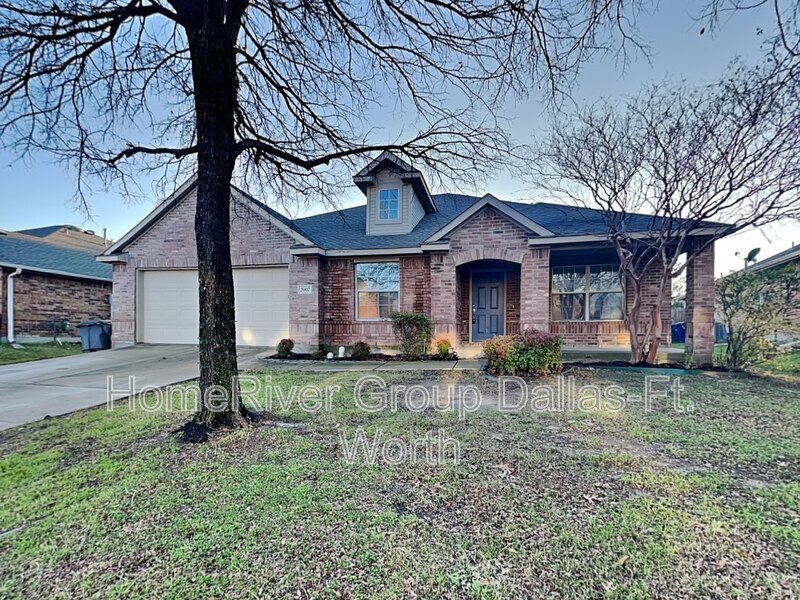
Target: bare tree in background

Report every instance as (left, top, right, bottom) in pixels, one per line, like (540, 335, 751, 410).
(532, 62, 800, 364)
(702, 0, 798, 59)
(0, 1, 647, 431)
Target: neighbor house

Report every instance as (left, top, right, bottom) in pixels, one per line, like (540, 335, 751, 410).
(0, 232, 112, 342)
(11, 224, 110, 252)
(98, 152, 721, 362)
(747, 244, 800, 342)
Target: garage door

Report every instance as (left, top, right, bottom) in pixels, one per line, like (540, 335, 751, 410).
(139, 268, 289, 346)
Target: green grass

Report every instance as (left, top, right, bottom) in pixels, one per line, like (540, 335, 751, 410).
(0, 342, 83, 366)
(755, 351, 800, 376)
(0, 369, 798, 598)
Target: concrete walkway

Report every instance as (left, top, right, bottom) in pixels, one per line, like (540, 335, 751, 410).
(258, 358, 486, 372)
(0, 345, 265, 431)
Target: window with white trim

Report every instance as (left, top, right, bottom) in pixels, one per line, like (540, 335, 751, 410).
(356, 262, 399, 320)
(378, 189, 399, 220)
(551, 264, 624, 321)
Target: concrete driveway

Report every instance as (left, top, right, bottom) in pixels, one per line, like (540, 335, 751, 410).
(0, 345, 266, 431)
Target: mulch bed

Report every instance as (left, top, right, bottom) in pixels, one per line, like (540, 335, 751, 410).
(266, 352, 458, 362)
(565, 360, 735, 372)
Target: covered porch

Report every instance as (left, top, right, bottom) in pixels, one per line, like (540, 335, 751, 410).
(455, 259, 522, 344)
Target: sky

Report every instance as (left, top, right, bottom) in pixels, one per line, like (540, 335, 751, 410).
(1, 0, 797, 275)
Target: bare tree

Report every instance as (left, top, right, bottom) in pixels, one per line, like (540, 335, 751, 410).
(0, 1, 646, 431)
(532, 61, 800, 364)
(701, 0, 798, 59)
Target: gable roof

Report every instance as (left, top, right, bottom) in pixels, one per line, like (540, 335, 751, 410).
(352, 150, 436, 213)
(424, 194, 553, 242)
(100, 177, 314, 258)
(0, 234, 111, 281)
(100, 167, 732, 259)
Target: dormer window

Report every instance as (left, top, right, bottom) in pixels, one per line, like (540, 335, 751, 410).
(379, 189, 399, 221)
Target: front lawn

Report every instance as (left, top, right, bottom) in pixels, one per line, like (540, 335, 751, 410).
(0, 342, 83, 366)
(0, 369, 798, 598)
(755, 351, 800, 378)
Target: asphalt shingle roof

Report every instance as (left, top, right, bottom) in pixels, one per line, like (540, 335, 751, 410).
(290, 195, 716, 249)
(0, 235, 111, 281)
(292, 194, 482, 250)
(15, 225, 82, 237)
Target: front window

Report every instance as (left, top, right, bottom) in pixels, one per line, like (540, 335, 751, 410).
(378, 189, 399, 220)
(356, 262, 399, 320)
(552, 264, 624, 321)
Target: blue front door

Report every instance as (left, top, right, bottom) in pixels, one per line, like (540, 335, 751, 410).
(472, 271, 505, 342)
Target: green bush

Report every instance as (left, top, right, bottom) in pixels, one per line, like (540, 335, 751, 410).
(351, 341, 372, 359)
(276, 338, 294, 357)
(483, 329, 562, 376)
(389, 312, 431, 357)
(433, 337, 454, 359)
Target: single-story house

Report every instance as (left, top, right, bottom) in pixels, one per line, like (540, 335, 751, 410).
(0, 233, 112, 342)
(98, 152, 720, 361)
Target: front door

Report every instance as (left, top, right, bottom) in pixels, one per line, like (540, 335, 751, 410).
(471, 271, 505, 342)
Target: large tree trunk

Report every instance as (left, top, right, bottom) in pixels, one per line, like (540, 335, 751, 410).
(643, 270, 670, 364)
(644, 306, 663, 364)
(626, 278, 645, 363)
(186, 4, 246, 429)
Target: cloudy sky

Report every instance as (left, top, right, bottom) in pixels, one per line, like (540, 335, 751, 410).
(1, 0, 797, 274)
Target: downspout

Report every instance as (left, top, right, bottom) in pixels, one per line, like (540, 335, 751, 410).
(6, 268, 22, 343)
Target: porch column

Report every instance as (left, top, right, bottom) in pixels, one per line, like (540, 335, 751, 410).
(289, 256, 321, 351)
(430, 252, 458, 344)
(519, 247, 551, 331)
(685, 240, 715, 365)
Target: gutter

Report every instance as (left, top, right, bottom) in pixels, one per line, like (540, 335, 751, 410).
(526, 227, 732, 247)
(0, 261, 111, 283)
(6, 268, 22, 343)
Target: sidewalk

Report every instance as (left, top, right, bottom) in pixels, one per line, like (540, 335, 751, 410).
(257, 358, 486, 372)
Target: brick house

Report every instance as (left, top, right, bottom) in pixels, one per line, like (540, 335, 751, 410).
(0, 233, 112, 342)
(99, 152, 721, 362)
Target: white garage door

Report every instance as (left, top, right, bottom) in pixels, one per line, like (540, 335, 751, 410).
(139, 268, 289, 346)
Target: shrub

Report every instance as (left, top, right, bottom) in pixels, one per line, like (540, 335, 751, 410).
(276, 338, 294, 357)
(351, 341, 372, 359)
(389, 312, 431, 357)
(483, 330, 562, 376)
(433, 337, 454, 359)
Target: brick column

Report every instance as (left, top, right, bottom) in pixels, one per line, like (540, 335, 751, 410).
(519, 247, 551, 332)
(430, 252, 458, 343)
(685, 240, 715, 365)
(110, 262, 136, 346)
(289, 256, 321, 351)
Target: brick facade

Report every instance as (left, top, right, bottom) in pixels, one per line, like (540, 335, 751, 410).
(318, 255, 431, 350)
(109, 188, 296, 345)
(0, 267, 111, 339)
(106, 192, 700, 354)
